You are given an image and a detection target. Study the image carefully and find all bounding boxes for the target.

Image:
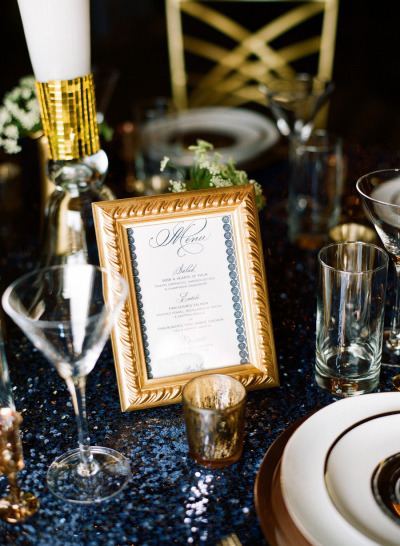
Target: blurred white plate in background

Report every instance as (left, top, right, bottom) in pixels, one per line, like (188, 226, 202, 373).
(142, 106, 279, 168)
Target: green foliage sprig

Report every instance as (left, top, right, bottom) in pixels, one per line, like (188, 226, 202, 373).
(161, 139, 265, 211)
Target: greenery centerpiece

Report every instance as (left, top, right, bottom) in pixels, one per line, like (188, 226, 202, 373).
(161, 140, 265, 211)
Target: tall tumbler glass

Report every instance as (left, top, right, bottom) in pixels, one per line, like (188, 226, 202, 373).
(288, 130, 344, 250)
(315, 242, 388, 396)
(132, 96, 178, 195)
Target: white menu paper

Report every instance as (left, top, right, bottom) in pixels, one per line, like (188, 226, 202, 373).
(127, 215, 249, 379)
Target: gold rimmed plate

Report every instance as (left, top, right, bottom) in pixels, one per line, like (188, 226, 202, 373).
(325, 413, 400, 544)
(281, 393, 400, 545)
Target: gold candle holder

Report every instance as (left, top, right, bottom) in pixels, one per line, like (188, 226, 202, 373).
(0, 409, 39, 523)
(329, 222, 378, 244)
(35, 73, 100, 160)
(182, 374, 247, 468)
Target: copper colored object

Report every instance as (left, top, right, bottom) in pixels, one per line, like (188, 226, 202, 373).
(254, 414, 314, 545)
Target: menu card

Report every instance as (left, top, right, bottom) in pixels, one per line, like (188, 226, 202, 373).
(127, 214, 249, 379)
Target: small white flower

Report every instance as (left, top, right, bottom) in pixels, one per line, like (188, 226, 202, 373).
(0, 75, 44, 154)
(0, 107, 11, 127)
(4, 100, 25, 124)
(198, 158, 210, 170)
(161, 138, 265, 211)
(4, 125, 19, 139)
(7, 88, 21, 101)
(170, 180, 186, 193)
(210, 175, 231, 187)
(26, 97, 40, 113)
(21, 87, 32, 101)
(2, 138, 21, 154)
(20, 75, 36, 88)
(160, 156, 170, 172)
(209, 164, 221, 176)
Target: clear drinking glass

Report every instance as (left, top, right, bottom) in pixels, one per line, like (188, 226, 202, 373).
(131, 96, 177, 195)
(288, 130, 344, 250)
(2, 264, 131, 503)
(315, 242, 388, 396)
(357, 169, 400, 367)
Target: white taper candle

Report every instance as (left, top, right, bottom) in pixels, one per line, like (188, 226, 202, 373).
(17, 0, 91, 82)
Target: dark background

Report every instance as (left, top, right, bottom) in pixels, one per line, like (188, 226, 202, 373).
(1, 0, 400, 150)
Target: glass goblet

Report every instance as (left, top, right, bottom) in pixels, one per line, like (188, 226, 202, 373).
(357, 169, 400, 368)
(260, 73, 335, 146)
(2, 264, 130, 504)
(260, 73, 334, 220)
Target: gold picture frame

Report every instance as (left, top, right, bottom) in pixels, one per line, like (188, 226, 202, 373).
(93, 184, 278, 411)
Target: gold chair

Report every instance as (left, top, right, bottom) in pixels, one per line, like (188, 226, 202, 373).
(165, 0, 339, 111)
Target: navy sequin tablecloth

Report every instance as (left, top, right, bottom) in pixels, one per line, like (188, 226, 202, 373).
(0, 145, 399, 545)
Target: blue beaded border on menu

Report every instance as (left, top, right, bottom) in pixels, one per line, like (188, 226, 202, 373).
(127, 228, 153, 378)
(222, 216, 249, 364)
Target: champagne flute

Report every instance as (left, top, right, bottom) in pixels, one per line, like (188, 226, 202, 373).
(2, 264, 131, 504)
(0, 408, 39, 522)
(357, 169, 400, 371)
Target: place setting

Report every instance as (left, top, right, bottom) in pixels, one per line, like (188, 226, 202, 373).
(255, 198, 400, 544)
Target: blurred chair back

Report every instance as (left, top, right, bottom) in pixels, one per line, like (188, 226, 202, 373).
(165, 0, 339, 111)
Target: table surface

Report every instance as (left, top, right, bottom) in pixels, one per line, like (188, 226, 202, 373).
(0, 142, 399, 546)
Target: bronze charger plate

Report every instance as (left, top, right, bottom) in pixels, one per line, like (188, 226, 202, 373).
(254, 414, 317, 546)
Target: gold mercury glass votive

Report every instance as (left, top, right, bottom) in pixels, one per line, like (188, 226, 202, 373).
(328, 222, 378, 244)
(182, 374, 247, 468)
(0, 408, 39, 522)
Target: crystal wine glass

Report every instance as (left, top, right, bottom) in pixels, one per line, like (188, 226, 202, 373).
(357, 169, 400, 369)
(2, 264, 130, 504)
(260, 73, 335, 146)
(0, 408, 39, 522)
(260, 73, 334, 219)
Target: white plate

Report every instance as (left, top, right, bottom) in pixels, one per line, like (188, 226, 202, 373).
(281, 393, 400, 546)
(142, 107, 279, 167)
(326, 414, 400, 545)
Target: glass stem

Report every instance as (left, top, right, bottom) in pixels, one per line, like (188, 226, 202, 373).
(65, 376, 96, 476)
(390, 260, 400, 348)
(288, 136, 297, 165)
(8, 473, 21, 504)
